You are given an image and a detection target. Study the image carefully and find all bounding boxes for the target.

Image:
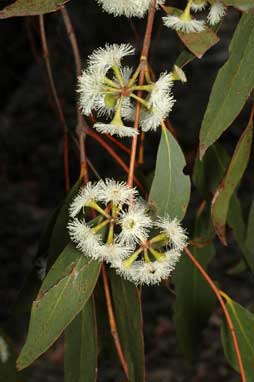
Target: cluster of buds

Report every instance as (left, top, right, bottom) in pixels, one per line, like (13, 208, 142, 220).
(94, 0, 226, 33)
(78, 43, 184, 137)
(68, 180, 187, 285)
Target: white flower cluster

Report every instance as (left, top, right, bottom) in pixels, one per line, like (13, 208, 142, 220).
(78, 43, 175, 137)
(95, 0, 165, 18)
(0, 336, 9, 363)
(68, 180, 187, 285)
(163, 0, 226, 34)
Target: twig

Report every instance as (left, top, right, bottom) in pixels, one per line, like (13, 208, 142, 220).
(105, 134, 131, 155)
(60, 5, 89, 184)
(127, 0, 157, 187)
(101, 264, 129, 378)
(86, 127, 147, 195)
(39, 15, 70, 192)
(184, 247, 246, 382)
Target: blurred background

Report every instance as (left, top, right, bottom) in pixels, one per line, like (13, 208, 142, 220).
(0, 0, 253, 381)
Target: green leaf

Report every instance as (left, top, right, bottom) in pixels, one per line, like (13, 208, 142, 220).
(221, 296, 254, 381)
(177, 29, 219, 59)
(193, 143, 230, 198)
(0, 331, 17, 382)
(174, 212, 216, 360)
(64, 297, 98, 382)
(17, 242, 101, 370)
(108, 269, 145, 382)
(175, 50, 195, 68)
(162, 6, 219, 58)
(222, 0, 254, 11)
(211, 119, 253, 244)
(48, 178, 82, 268)
(243, 200, 254, 272)
(149, 126, 190, 221)
(199, 13, 254, 158)
(0, 0, 71, 18)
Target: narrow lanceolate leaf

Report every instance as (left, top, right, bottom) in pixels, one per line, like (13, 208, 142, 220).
(211, 119, 253, 244)
(48, 178, 82, 268)
(0, 0, 71, 18)
(174, 212, 216, 360)
(243, 200, 254, 272)
(177, 29, 219, 59)
(17, 243, 101, 370)
(221, 296, 254, 381)
(108, 270, 145, 382)
(162, 6, 219, 58)
(65, 297, 98, 382)
(149, 126, 190, 221)
(222, 0, 254, 11)
(199, 13, 254, 158)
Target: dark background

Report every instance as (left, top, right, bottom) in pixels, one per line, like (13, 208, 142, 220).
(0, 1, 253, 381)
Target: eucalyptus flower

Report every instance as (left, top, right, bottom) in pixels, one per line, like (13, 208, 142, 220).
(163, 0, 206, 33)
(95, 0, 164, 18)
(191, 0, 207, 12)
(207, 1, 226, 25)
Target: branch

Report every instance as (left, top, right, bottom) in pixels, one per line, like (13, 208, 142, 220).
(60, 5, 89, 183)
(101, 264, 129, 378)
(127, 0, 157, 187)
(184, 247, 246, 382)
(39, 15, 70, 192)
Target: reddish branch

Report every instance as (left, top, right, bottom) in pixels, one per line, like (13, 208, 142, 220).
(101, 264, 129, 378)
(127, 0, 157, 187)
(184, 247, 246, 382)
(60, 6, 89, 183)
(39, 15, 70, 192)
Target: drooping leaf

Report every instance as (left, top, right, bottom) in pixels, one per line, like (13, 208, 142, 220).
(108, 269, 145, 382)
(17, 242, 101, 370)
(193, 143, 230, 199)
(243, 200, 254, 271)
(162, 6, 219, 58)
(0, 0, 71, 18)
(177, 29, 219, 59)
(0, 330, 17, 382)
(222, 0, 254, 11)
(149, 126, 190, 221)
(199, 13, 254, 158)
(175, 50, 195, 68)
(65, 297, 98, 382)
(48, 178, 82, 268)
(221, 296, 254, 381)
(174, 211, 216, 360)
(211, 119, 253, 244)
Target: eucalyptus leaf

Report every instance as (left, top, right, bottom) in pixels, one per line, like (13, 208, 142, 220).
(149, 126, 190, 221)
(108, 269, 145, 382)
(222, 0, 254, 11)
(211, 119, 253, 244)
(65, 298, 98, 382)
(0, 0, 71, 18)
(174, 211, 216, 360)
(199, 13, 254, 158)
(17, 242, 101, 370)
(221, 297, 254, 381)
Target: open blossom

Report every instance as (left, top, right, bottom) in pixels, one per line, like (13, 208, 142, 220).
(0, 336, 9, 363)
(207, 1, 226, 25)
(155, 217, 188, 251)
(117, 205, 153, 245)
(95, 0, 164, 18)
(191, 0, 207, 12)
(68, 219, 104, 260)
(163, 14, 205, 33)
(99, 179, 137, 206)
(94, 122, 138, 137)
(68, 180, 188, 286)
